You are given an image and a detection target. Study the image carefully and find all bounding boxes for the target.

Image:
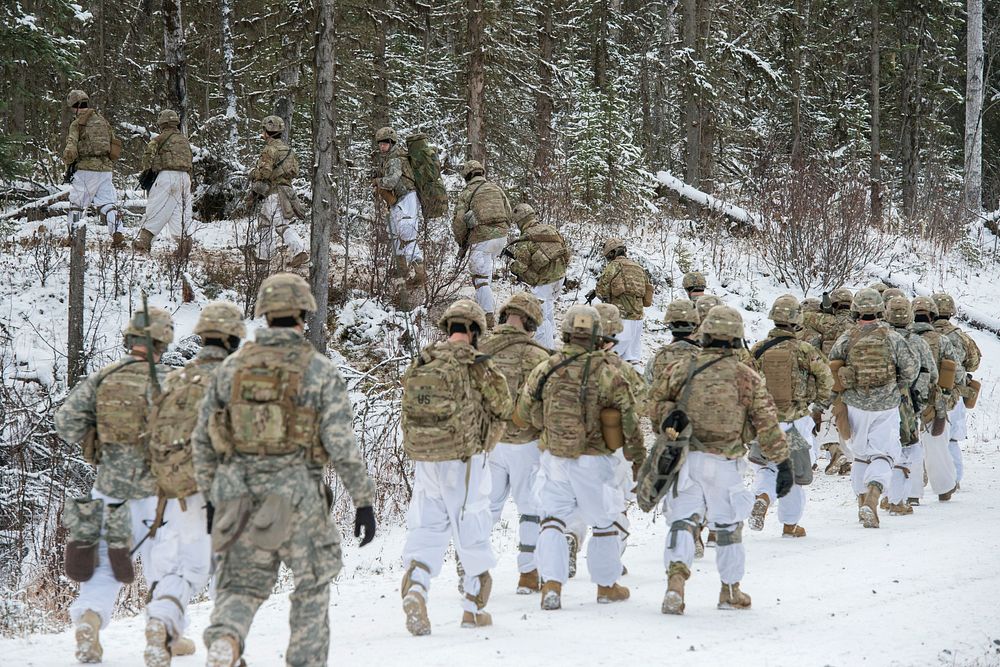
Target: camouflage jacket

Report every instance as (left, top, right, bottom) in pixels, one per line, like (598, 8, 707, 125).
(802, 310, 853, 356)
(909, 321, 965, 413)
(645, 338, 701, 385)
(829, 321, 920, 411)
(375, 144, 416, 199)
(141, 128, 192, 173)
(452, 176, 511, 247)
(54, 354, 170, 499)
(595, 256, 650, 320)
(749, 328, 833, 422)
(478, 325, 551, 444)
(190, 328, 374, 508)
(648, 348, 789, 462)
(891, 325, 937, 412)
(509, 217, 570, 286)
(515, 343, 644, 463)
(607, 351, 648, 416)
(63, 109, 113, 172)
(249, 137, 298, 196)
(934, 319, 980, 374)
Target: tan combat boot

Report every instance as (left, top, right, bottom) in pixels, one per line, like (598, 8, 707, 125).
(205, 635, 241, 667)
(461, 572, 494, 630)
(133, 228, 154, 253)
(859, 482, 882, 528)
(908, 497, 920, 506)
(170, 636, 195, 657)
(939, 485, 957, 502)
(461, 610, 493, 628)
(824, 445, 845, 475)
(75, 610, 103, 663)
(880, 496, 890, 511)
(517, 569, 540, 594)
(661, 562, 689, 615)
(540, 580, 562, 610)
(888, 501, 913, 516)
(596, 583, 630, 604)
(288, 251, 310, 268)
(144, 618, 170, 667)
(402, 561, 432, 636)
(857, 494, 865, 523)
(748, 493, 770, 532)
(718, 582, 752, 610)
(782, 524, 806, 538)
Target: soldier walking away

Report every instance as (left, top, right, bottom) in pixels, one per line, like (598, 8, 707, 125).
(373, 127, 426, 289)
(478, 293, 552, 594)
(829, 289, 919, 528)
(748, 296, 833, 539)
(247, 117, 309, 269)
(134, 109, 197, 259)
(452, 160, 512, 329)
(63, 89, 125, 247)
(646, 299, 702, 384)
(505, 203, 571, 349)
(682, 271, 707, 300)
(648, 305, 791, 615)
(399, 299, 512, 634)
(54, 307, 175, 663)
(190, 274, 376, 667)
(513, 305, 644, 611)
(141, 301, 246, 667)
(592, 238, 653, 366)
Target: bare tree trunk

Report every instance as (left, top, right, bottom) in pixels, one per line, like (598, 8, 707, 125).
(695, 0, 715, 192)
(307, 0, 338, 353)
(870, 0, 883, 221)
(533, 0, 555, 191)
(67, 225, 86, 388)
(163, 0, 189, 133)
(372, 0, 390, 130)
(789, 0, 805, 166)
(219, 0, 239, 156)
(652, 0, 679, 168)
(965, 0, 984, 214)
(593, 0, 609, 91)
(899, 10, 925, 220)
(275, 27, 302, 143)
(682, 0, 700, 187)
(466, 0, 487, 163)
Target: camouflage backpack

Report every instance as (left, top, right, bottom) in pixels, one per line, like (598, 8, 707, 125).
(401, 343, 484, 462)
(95, 361, 152, 446)
(609, 259, 647, 300)
(685, 358, 746, 446)
(478, 332, 549, 444)
(754, 338, 796, 412)
(469, 180, 510, 226)
(938, 322, 981, 373)
(845, 327, 896, 388)
(510, 224, 571, 286)
(405, 134, 448, 218)
(535, 352, 601, 458)
(77, 111, 113, 159)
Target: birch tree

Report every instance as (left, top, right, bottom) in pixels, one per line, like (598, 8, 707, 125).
(965, 0, 984, 214)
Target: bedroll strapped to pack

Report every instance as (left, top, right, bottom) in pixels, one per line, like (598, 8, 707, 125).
(406, 133, 448, 218)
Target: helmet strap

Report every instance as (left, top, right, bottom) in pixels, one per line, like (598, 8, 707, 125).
(703, 337, 734, 349)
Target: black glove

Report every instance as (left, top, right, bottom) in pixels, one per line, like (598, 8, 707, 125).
(354, 506, 376, 547)
(205, 502, 215, 534)
(660, 409, 689, 436)
(776, 459, 794, 498)
(585, 289, 597, 304)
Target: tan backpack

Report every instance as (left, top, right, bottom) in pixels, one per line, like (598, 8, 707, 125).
(479, 334, 549, 443)
(535, 351, 603, 458)
(846, 327, 896, 388)
(754, 338, 796, 412)
(938, 322, 981, 373)
(684, 359, 746, 446)
(609, 259, 647, 300)
(95, 361, 151, 446)
(469, 181, 510, 226)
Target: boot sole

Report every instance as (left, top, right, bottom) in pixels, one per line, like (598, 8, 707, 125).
(859, 506, 879, 529)
(74, 623, 102, 664)
(661, 591, 685, 615)
(748, 498, 769, 531)
(541, 591, 561, 610)
(144, 620, 171, 667)
(205, 640, 237, 667)
(717, 602, 752, 611)
(516, 586, 539, 595)
(403, 595, 431, 637)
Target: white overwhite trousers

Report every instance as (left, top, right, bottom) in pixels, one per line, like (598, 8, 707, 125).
(613, 319, 643, 364)
(141, 170, 197, 241)
(948, 401, 967, 482)
(847, 405, 900, 495)
(469, 237, 507, 315)
(389, 191, 423, 263)
(888, 444, 924, 505)
(751, 418, 813, 526)
(923, 426, 957, 495)
(532, 278, 563, 350)
(68, 170, 121, 234)
(402, 455, 496, 613)
(256, 194, 305, 260)
(489, 442, 542, 573)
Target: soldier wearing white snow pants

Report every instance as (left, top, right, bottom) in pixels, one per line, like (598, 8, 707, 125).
(594, 238, 653, 365)
(374, 127, 426, 286)
(532, 278, 564, 350)
(751, 418, 814, 531)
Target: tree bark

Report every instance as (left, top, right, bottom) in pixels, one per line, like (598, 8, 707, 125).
(219, 0, 239, 156)
(965, 0, 984, 214)
(307, 0, 338, 353)
(899, 9, 926, 220)
(593, 0, 609, 91)
(788, 0, 805, 166)
(372, 0, 390, 130)
(162, 0, 189, 133)
(67, 224, 86, 388)
(870, 0, 882, 221)
(275, 27, 302, 143)
(532, 0, 555, 190)
(466, 0, 486, 163)
(682, 0, 701, 188)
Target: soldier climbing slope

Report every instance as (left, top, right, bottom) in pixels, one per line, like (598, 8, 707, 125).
(593, 238, 653, 365)
(373, 126, 426, 289)
(682, 271, 707, 300)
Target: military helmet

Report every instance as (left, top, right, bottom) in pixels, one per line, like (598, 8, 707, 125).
(664, 299, 700, 333)
(67, 90, 89, 107)
(602, 237, 626, 258)
(460, 160, 485, 179)
(931, 292, 956, 318)
(830, 287, 854, 307)
(254, 272, 316, 319)
(123, 307, 175, 345)
(701, 305, 745, 341)
(261, 115, 285, 134)
(682, 271, 707, 293)
(560, 304, 603, 342)
(867, 281, 889, 295)
(438, 298, 488, 334)
(157, 109, 180, 127)
(499, 292, 543, 328)
(374, 126, 398, 144)
(912, 296, 939, 318)
(769, 294, 802, 326)
(512, 203, 536, 229)
(695, 294, 722, 322)
(195, 301, 246, 340)
(882, 287, 906, 301)
(852, 288, 884, 316)
(800, 297, 821, 313)
(594, 303, 623, 337)
(885, 296, 913, 327)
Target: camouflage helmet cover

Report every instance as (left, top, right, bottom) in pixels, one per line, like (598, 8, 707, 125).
(931, 292, 956, 318)
(911, 296, 939, 317)
(499, 291, 544, 328)
(512, 203, 536, 229)
(852, 287, 884, 316)
(867, 281, 889, 294)
(261, 115, 285, 134)
(663, 299, 700, 332)
(123, 307, 175, 345)
(682, 271, 707, 292)
(885, 296, 913, 327)
(374, 126, 398, 144)
(594, 303, 624, 337)
(461, 160, 485, 179)
(438, 298, 488, 334)
(67, 90, 89, 107)
(695, 294, 722, 321)
(830, 287, 854, 306)
(195, 301, 246, 339)
(800, 297, 821, 313)
(157, 109, 180, 127)
(254, 273, 317, 318)
(701, 305, 745, 341)
(769, 294, 802, 325)
(560, 304, 603, 342)
(882, 287, 906, 301)
(602, 237, 626, 258)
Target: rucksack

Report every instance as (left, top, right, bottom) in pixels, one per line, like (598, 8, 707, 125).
(846, 327, 896, 388)
(755, 338, 796, 412)
(609, 259, 647, 300)
(405, 133, 448, 218)
(468, 180, 510, 226)
(539, 353, 599, 459)
(526, 225, 570, 281)
(77, 111, 113, 160)
(96, 361, 152, 446)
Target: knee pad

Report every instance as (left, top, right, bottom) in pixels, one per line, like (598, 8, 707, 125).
(714, 522, 743, 546)
(465, 571, 492, 610)
(540, 516, 566, 535)
(471, 273, 490, 289)
(99, 203, 118, 224)
(667, 514, 701, 549)
(518, 515, 540, 552)
(401, 560, 430, 599)
(893, 465, 910, 479)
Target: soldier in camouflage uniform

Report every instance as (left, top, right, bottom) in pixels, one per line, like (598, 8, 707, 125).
(514, 305, 644, 610)
(478, 293, 551, 594)
(646, 299, 702, 384)
(399, 299, 512, 634)
(452, 161, 512, 328)
(800, 297, 821, 314)
(649, 305, 790, 614)
(594, 238, 653, 365)
(882, 287, 907, 301)
(190, 274, 376, 667)
(829, 289, 919, 528)
(55, 307, 175, 663)
(748, 296, 833, 538)
(682, 271, 707, 300)
(134, 109, 197, 258)
(505, 203, 571, 349)
(142, 302, 245, 667)
(373, 127, 425, 287)
(248, 116, 309, 268)
(62, 89, 125, 247)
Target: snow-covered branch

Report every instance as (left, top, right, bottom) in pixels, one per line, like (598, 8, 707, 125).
(654, 170, 764, 230)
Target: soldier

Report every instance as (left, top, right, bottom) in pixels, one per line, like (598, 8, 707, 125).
(478, 293, 551, 594)
(247, 116, 309, 269)
(62, 89, 124, 247)
(882, 287, 907, 301)
(829, 289, 919, 528)
(190, 274, 376, 666)
(881, 297, 936, 516)
(681, 271, 707, 300)
(399, 299, 512, 634)
(513, 305, 644, 610)
(868, 281, 889, 296)
(133, 109, 196, 258)
(505, 203, 571, 349)
(142, 302, 245, 667)
(932, 292, 981, 494)
(373, 127, 425, 288)
(54, 307, 174, 663)
(807, 287, 856, 475)
(593, 238, 653, 365)
(452, 161, 512, 328)
(800, 297, 821, 314)
(748, 296, 833, 538)
(646, 299, 702, 384)
(649, 305, 791, 614)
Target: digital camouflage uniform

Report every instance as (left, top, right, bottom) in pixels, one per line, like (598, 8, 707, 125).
(249, 120, 307, 265)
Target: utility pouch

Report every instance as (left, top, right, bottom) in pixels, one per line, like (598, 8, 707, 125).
(600, 407, 624, 451)
(212, 496, 253, 553)
(938, 359, 956, 390)
(248, 494, 294, 551)
(964, 378, 981, 409)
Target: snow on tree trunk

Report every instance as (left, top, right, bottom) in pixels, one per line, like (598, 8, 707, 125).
(964, 0, 984, 215)
(870, 0, 883, 221)
(466, 0, 486, 163)
(899, 9, 926, 220)
(371, 0, 390, 131)
(219, 0, 239, 156)
(163, 0, 188, 133)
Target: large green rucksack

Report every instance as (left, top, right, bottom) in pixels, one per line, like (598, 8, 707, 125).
(406, 133, 448, 218)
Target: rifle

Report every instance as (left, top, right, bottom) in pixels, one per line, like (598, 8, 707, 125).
(141, 293, 162, 398)
(579, 322, 597, 408)
(63, 160, 78, 185)
(585, 289, 597, 305)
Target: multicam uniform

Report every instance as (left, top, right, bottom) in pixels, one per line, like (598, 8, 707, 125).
(63, 90, 122, 239)
(507, 204, 570, 349)
(646, 299, 703, 385)
(137, 109, 196, 250)
(595, 240, 652, 364)
(250, 117, 307, 264)
(375, 130, 423, 267)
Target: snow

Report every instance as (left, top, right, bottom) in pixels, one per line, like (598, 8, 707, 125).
(655, 171, 765, 230)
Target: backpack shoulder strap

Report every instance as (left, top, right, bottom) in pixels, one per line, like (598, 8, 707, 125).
(752, 335, 789, 361)
(676, 355, 727, 413)
(532, 351, 587, 401)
